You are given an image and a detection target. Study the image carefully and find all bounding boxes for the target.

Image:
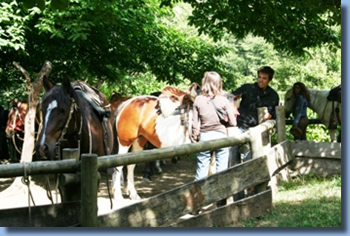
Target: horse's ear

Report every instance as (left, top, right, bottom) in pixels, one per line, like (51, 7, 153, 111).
(62, 76, 74, 98)
(12, 99, 18, 107)
(188, 83, 200, 101)
(43, 76, 54, 92)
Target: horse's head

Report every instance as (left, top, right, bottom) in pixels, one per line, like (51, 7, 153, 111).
(5, 100, 27, 138)
(35, 76, 76, 160)
(284, 88, 295, 119)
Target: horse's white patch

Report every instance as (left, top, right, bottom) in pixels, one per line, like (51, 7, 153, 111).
(155, 109, 193, 147)
(40, 100, 58, 146)
(158, 96, 180, 118)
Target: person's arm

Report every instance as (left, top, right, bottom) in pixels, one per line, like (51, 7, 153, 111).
(232, 84, 248, 97)
(225, 99, 239, 127)
(266, 90, 280, 120)
(191, 100, 200, 141)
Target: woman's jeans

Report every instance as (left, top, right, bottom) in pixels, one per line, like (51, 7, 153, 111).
(195, 131, 228, 181)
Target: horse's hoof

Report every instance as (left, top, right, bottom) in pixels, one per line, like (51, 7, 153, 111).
(129, 192, 141, 201)
(113, 193, 124, 202)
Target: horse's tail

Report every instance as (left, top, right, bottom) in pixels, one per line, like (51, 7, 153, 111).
(112, 115, 119, 154)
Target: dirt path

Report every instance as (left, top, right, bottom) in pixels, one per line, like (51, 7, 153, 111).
(0, 157, 197, 216)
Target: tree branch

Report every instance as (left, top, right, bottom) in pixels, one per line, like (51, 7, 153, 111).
(32, 61, 53, 100)
(12, 61, 32, 88)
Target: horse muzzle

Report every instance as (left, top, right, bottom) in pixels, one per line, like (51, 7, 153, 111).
(35, 142, 59, 161)
(5, 129, 14, 139)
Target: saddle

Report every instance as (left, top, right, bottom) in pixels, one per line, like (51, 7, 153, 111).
(327, 85, 341, 103)
(72, 81, 111, 120)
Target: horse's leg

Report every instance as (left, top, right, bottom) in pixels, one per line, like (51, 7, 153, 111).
(126, 164, 140, 200)
(125, 143, 142, 200)
(112, 166, 124, 201)
(111, 145, 130, 201)
(154, 160, 163, 174)
(143, 162, 153, 181)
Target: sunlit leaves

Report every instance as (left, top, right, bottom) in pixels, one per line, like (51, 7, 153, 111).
(160, 0, 341, 56)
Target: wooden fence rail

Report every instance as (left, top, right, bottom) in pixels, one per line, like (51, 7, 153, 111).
(0, 131, 252, 178)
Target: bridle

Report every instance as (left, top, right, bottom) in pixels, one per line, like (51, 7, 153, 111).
(7, 106, 25, 133)
(52, 97, 83, 160)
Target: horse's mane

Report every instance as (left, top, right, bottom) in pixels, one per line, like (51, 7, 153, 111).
(72, 81, 110, 108)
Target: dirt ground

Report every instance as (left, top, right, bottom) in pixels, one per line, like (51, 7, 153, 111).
(0, 157, 197, 216)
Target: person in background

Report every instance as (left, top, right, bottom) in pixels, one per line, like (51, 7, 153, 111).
(230, 66, 279, 199)
(289, 82, 310, 140)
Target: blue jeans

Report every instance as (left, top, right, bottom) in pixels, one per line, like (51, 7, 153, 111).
(195, 131, 229, 181)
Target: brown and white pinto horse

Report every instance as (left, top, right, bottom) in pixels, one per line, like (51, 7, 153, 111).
(112, 84, 200, 201)
(5, 100, 41, 159)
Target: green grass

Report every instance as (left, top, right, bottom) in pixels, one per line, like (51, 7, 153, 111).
(237, 174, 342, 227)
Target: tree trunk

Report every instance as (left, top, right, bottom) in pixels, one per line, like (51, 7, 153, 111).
(13, 61, 53, 163)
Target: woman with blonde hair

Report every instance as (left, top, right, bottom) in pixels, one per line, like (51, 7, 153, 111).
(192, 71, 237, 182)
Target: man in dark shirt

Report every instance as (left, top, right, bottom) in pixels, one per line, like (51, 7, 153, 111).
(233, 66, 280, 131)
(230, 66, 279, 199)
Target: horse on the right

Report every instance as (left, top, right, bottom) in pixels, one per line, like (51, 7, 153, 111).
(284, 86, 341, 142)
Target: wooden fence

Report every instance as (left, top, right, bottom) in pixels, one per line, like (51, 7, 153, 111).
(0, 109, 341, 226)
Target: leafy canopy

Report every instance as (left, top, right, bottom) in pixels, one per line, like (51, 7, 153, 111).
(0, 0, 227, 87)
(160, 0, 341, 55)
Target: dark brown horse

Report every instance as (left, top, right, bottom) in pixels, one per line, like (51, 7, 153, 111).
(35, 77, 116, 161)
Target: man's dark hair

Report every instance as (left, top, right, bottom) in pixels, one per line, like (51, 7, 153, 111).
(258, 66, 275, 80)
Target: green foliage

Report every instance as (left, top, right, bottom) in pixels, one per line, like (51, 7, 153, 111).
(99, 72, 169, 97)
(0, 0, 229, 106)
(161, 0, 341, 56)
(0, 1, 27, 51)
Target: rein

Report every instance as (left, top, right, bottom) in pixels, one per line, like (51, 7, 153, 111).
(171, 102, 192, 138)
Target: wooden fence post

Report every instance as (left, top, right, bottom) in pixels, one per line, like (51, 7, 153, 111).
(250, 108, 274, 194)
(81, 153, 98, 227)
(275, 106, 286, 143)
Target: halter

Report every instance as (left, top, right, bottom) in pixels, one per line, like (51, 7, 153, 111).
(55, 98, 83, 160)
